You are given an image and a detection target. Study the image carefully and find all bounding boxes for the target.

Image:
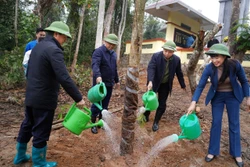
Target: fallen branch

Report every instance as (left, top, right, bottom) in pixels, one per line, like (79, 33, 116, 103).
(52, 124, 64, 131)
(110, 106, 123, 113)
(52, 119, 64, 125)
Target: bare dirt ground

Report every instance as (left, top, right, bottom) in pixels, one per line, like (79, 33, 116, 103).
(0, 67, 250, 167)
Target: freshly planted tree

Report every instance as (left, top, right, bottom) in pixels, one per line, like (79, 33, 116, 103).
(120, 0, 146, 155)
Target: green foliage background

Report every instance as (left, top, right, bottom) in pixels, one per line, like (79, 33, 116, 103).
(0, 0, 169, 90)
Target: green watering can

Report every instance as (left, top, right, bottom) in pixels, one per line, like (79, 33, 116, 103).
(87, 82, 107, 110)
(63, 103, 104, 135)
(142, 90, 159, 111)
(178, 113, 202, 140)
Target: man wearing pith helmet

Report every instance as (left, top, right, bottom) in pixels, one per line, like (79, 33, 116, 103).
(13, 21, 85, 167)
(144, 40, 186, 132)
(90, 33, 120, 134)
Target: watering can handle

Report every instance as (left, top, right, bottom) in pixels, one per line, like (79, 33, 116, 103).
(83, 107, 92, 115)
(64, 102, 77, 121)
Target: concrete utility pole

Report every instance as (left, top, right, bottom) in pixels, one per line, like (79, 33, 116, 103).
(217, 0, 249, 42)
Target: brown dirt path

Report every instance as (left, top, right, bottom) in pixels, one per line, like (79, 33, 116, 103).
(0, 68, 249, 167)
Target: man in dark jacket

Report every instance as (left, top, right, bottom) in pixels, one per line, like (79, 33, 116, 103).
(90, 34, 120, 134)
(13, 21, 85, 167)
(144, 41, 186, 132)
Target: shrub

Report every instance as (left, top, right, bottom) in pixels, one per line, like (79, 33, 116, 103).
(0, 48, 25, 89)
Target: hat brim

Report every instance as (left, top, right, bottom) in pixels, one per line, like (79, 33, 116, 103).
(205, 50, 230, 57)
(162, 46, 176, 52)
(104, 38, 118, 45)
(45, 27, 72, 38)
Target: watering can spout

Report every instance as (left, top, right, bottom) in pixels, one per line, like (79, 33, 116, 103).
(84, 119, 104, 130)
(170, 134, 179, 142)
(177, 135, 187, 140)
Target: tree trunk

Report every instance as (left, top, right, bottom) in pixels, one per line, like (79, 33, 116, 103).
(120, 0, 146, 156)
(103, 0, 116, 37)
(95, 0, 105, 49)
(228, 0, 240, 60)
(71, 4, 86, 74)
(116, 0, 128, 63)
(227, 0, 246, 63)
(14, 0, 18, 47)
(187, 24, 222, 94)
(234, 50, 246, 63)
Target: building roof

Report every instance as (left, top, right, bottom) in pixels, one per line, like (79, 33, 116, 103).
(145, 0, 216, 31)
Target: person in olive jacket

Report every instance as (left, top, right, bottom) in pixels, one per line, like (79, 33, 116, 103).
(144, 41, 186, 132)
(90, 34, 120, 134)
(13, 21, 85, 167)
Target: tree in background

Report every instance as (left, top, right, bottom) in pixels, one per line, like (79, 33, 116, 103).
(227, 0, 250, 63)
(143, 15, 166, 40)
(187, 24, 222, 94)
(116, 0, 128, 62)
(232, 19, 250, 62)
(103, 0, 116, 37)
(71, 2, 87, 74)
(228, 0, 240, 61)
(113, 0, 133, 62)
(95, 0, 105, 48)
(120, 0, 146, 155)
(0, 0, 16, 52)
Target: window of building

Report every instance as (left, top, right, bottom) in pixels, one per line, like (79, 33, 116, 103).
(244, 54, 250, 61)
(174, 28, 191, 48)
(142, 44, 153, 49)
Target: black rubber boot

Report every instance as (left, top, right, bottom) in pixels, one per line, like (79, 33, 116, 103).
(91, 127, 98, 134)
(143, 110, 150, 122)
(152, 122, 159, 132)
(152, 111, 163, 132)
(91, 116, 98, 134)
(97, 113, 102, 128)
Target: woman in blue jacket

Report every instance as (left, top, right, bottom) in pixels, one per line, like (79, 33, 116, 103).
(187, 44, 250, 167)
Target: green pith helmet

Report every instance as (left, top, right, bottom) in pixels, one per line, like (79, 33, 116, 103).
(162, 41, 177, 51)
(103, 34, 118, 45)
(205, 43, 230, 57)
(45, 21, 72, 38)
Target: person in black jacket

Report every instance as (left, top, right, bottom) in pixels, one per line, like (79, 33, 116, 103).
(207, 37, 219, 48)
(90, 34, 120, 134)
(13, 21, 85, 167)
(144, 41, 186, 132)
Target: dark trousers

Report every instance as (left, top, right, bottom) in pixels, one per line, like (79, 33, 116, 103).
(209, 91, 241, 157)
(144, 82, 170, 124)
(17, 106, 55, 148)
(91, 86, 113, 121)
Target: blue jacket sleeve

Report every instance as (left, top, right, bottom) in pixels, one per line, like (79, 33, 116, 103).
(192, 65, 210, 102)
(235, 62, 249, 97)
